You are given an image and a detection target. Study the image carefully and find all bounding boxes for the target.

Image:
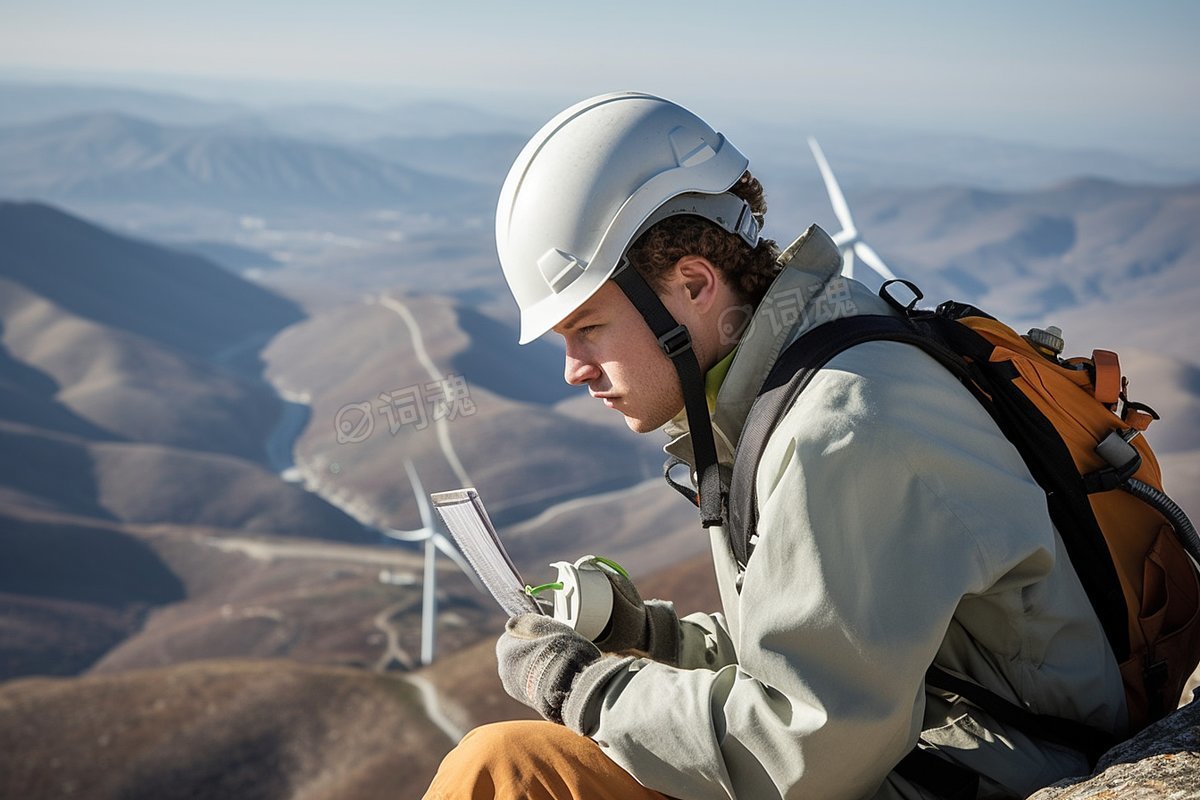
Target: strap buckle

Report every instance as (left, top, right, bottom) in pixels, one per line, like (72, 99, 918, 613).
(879, 279, 924, 316)
(658, 325, 693, 359)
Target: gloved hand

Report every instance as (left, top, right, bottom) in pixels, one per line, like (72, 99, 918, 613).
(589, 560, 680, 664)
(496, 614, 602, 725)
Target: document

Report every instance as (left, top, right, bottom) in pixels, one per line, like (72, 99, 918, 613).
(430, 488, 543, 617)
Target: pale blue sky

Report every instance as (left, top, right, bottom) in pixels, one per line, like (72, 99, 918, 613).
(2, 0, 1197, 163)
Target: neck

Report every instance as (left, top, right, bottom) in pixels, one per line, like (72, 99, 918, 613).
(696, 290, 749, 371)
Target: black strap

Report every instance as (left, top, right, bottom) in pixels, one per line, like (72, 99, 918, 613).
(893, 663, 1119, 800)
(613, 263, 724, 527)
(926, 666, 1116, 767)
(663, 456, 699, 507)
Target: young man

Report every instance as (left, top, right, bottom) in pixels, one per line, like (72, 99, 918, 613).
(424, 92, 1126, 799)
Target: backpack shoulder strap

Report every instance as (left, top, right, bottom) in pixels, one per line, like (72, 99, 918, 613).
(728, 313, 962, 567)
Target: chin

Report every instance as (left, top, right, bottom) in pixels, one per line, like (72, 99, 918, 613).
(623, 408, 677, 434)
(623, 415, 658, 434)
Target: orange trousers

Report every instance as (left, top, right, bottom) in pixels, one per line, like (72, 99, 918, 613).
(423, 720, 675, 800)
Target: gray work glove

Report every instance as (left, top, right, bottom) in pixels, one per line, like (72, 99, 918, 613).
(590, 562, 681, 665)
(496, 614, 605, 725)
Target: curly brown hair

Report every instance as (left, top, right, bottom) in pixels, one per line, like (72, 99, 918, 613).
(624, 171, 781, 308)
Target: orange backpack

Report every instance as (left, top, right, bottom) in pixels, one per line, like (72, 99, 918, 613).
(956, 310, 1200, 731)
(726, 281, 1200, 740)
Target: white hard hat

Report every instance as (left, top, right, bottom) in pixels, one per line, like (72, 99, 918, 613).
(496, 91, 756, 344)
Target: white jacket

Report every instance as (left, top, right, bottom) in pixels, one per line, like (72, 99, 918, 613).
(563, 226, 1126, 800)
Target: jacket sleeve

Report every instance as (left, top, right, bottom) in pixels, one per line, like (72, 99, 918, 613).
(565, 342, 1063, 800)
(677, 611, 739, 671)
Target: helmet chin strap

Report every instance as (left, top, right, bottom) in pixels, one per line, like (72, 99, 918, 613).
(612, 260, 724, 528)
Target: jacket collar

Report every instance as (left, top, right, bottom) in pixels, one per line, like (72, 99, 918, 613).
(663, 224, 849, 468)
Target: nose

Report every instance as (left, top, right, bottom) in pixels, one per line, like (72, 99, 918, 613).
(564, 345, 601, 386)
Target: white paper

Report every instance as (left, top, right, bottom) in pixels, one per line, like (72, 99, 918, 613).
(430, 488, 542, 617)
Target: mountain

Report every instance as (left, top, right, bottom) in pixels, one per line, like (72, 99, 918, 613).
(0, 201, 301, 360)
(843, 179, 1200, 363)
(256, 99, 531, 142)
(261, 291, 670, 530)
(0, 202, 379, 531)
(0, 202, 298, 458)
(0, 113, 485, 212)
(0, 204, 390, 675)
(0, 81, 245, 128)
(360, 131, 527, 185)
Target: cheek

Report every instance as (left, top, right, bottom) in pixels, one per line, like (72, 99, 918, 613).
(630, 351, 682, 414)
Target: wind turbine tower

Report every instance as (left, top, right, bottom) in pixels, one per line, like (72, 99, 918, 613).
(381, 459, 480, 665)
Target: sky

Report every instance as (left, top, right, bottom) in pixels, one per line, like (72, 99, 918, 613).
(2, 0, 1198, 164)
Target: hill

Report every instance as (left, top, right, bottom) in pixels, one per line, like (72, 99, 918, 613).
(360, 131, 526, 185)
(0, 203, 373, 533)
(0, 113, 483, 212)
(0, 204, 381, 679)
(260, 292, 669, 530)
(0, 201, 302, 361)
(0, 659, 453, 800)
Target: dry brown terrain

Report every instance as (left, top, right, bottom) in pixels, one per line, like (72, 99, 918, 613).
(0, 659, 454, 800)
(90, 522, 496, 675)
(261, 289, 667, 532)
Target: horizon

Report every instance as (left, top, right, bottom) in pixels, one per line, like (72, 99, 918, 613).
(2, 1, 1198, 168)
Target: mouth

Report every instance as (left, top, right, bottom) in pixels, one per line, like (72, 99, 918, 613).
(591, 392, 619, 409)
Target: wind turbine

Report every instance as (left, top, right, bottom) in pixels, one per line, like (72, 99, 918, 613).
(381, 459, 482, 665)
(807, 137, 898, 285)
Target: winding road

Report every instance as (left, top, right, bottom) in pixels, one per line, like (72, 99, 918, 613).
(377, 294, 474, 489)
(401, 673, 465, 744)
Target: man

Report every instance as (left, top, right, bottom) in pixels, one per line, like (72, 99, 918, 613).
(424, 92, 1126, 799)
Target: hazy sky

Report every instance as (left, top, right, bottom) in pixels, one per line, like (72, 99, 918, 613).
(3, 0, 1197, 163)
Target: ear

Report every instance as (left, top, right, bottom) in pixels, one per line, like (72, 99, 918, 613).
(672, 255, 720, 311)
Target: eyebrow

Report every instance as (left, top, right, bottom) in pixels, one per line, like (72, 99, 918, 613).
(560, 310, 598, 332)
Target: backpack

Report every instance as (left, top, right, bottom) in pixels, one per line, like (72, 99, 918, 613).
(724, 280, 1200, 749)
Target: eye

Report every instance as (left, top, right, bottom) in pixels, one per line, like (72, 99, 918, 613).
(577, 324, 599, 337)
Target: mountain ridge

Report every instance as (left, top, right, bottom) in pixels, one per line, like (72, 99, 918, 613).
(0, 114, 485, 211)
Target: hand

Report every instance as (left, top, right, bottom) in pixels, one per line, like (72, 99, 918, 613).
(589, 560, 680, 664)
(496, 614, 601, 724)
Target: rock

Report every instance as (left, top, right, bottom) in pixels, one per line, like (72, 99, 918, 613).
(1027, 694, 1200, 800)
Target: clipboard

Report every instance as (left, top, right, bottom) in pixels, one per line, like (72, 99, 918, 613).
(430, 488, 543, 617)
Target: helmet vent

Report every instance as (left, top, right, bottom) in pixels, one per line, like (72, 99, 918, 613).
(538, 248, 587, 293)
(669, 126, 716, 168)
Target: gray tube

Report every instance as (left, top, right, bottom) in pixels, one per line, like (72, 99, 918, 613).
(1123, 478, 1200, 564)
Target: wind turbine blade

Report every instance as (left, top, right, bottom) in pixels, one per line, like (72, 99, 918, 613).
(403, 459, 437, 530)
(807, 137, 856, 237)
(382, 527, 431, 542)
(841, 246, 855, 281)
(432, 533, 486, 594)
(854, 241, 897, 282)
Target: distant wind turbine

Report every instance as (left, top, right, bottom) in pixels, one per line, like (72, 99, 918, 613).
(381, 459, 482, 665)
(807, 137, 898, 284)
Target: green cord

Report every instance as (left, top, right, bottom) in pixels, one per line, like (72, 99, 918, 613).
(592, 555, 629, 578)
(525, 581, 564, 596)
(524, 556, 629, 598)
